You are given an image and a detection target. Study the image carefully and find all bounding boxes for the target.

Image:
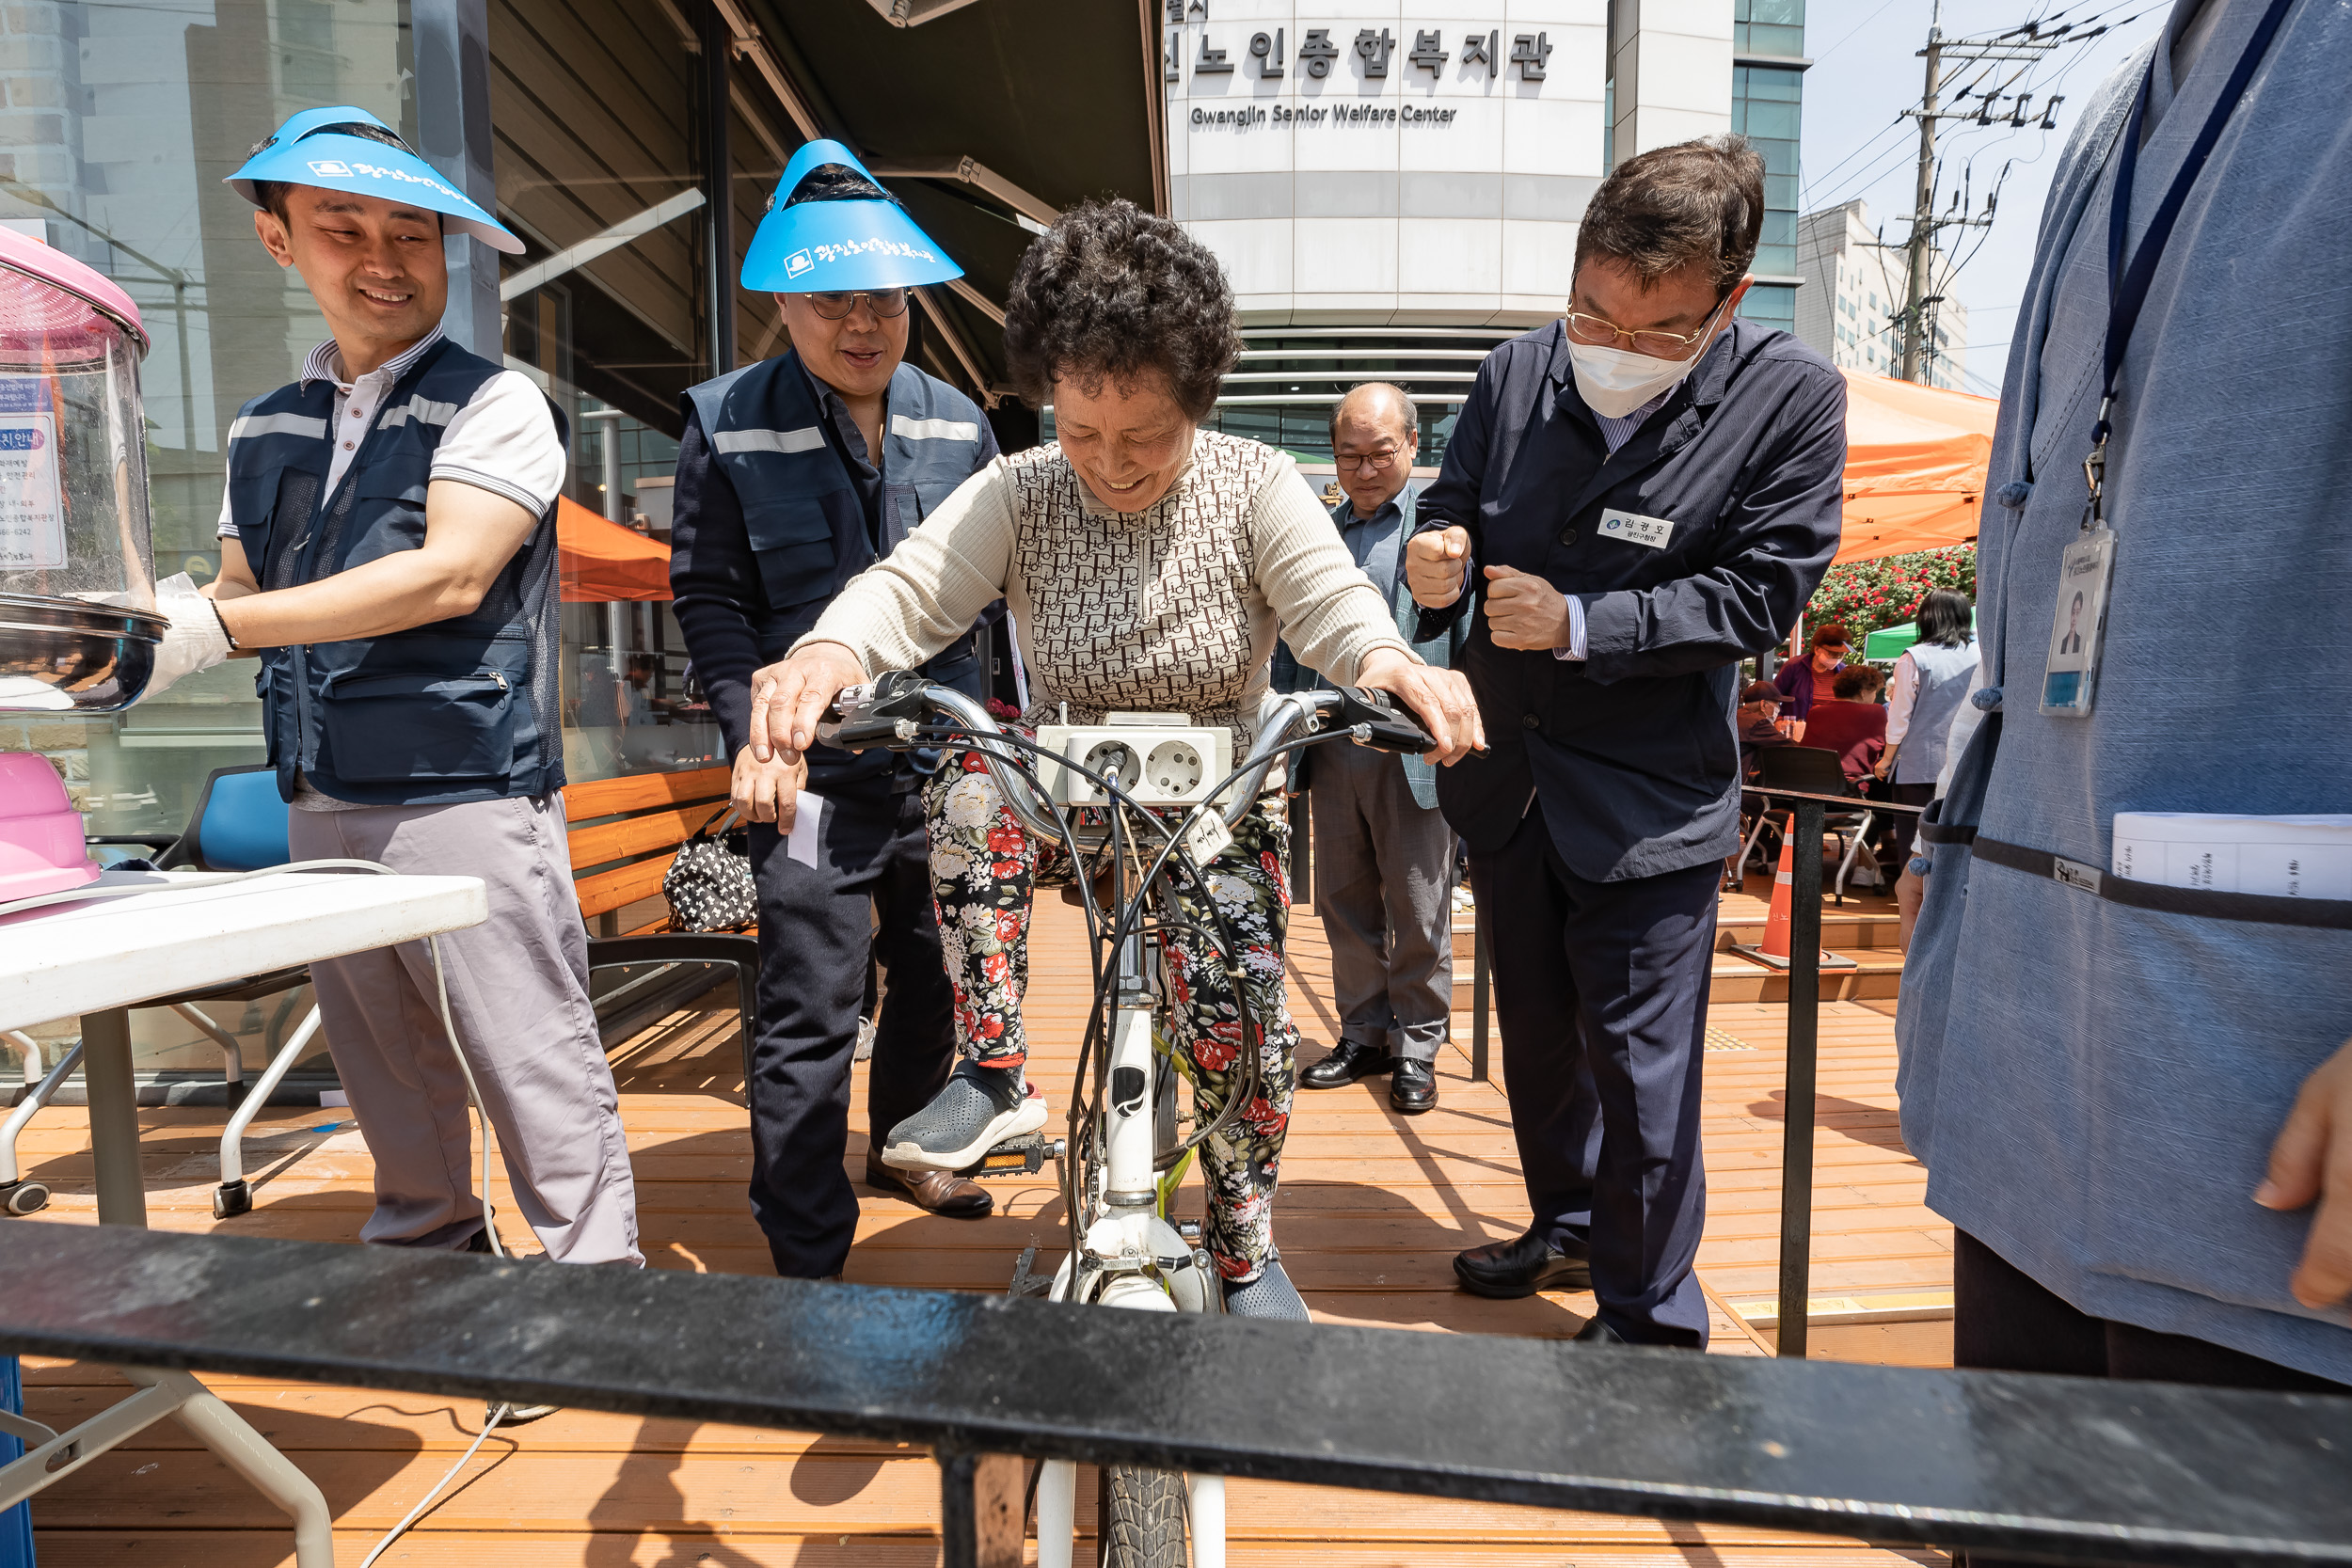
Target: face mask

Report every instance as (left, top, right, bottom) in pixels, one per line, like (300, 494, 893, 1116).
(1564, 293, 1731, 418)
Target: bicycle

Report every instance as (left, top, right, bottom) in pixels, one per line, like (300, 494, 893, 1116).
(819, 673, 1434, 1568)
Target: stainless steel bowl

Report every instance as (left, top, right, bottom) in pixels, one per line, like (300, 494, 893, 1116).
(0, 592, 169, 713)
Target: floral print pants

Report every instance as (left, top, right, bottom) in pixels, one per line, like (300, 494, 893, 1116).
(923, 749, 1298, 1282)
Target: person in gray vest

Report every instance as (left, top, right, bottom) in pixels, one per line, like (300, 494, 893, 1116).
(1274, 383, 1470, 1115)
(146, 107, 641, 1280)
(1871, 588, 1974, 943)
(668, 142, 1001, 1279)
(1900, 0, 2352, 1418)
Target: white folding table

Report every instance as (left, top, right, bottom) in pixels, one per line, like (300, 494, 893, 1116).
(0, 868, 486, 1566)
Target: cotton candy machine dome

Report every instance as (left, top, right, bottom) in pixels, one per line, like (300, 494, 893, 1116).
(0, 226, 167, 714)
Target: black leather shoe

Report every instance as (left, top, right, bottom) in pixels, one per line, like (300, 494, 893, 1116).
(1454, 1232, 1592, 1298)
(1389, 1058, 1438, 1114)
(1573, 1315, 1627, 1344)
(1300, 1039, 1393, 1089)
(865, 1162, 993, 1218)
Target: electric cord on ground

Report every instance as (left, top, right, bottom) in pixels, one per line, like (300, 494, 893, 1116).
(358, 1399, 516, 1568)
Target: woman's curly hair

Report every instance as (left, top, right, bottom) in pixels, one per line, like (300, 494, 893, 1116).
(1002, 198, 1240, 420)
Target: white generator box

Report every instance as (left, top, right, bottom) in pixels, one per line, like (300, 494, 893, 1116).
(1032, 712, 1232, 806)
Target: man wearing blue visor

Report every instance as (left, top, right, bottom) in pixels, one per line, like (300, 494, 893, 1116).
(669, 142, 1002, 1278)
(150, 108, 642, 1282)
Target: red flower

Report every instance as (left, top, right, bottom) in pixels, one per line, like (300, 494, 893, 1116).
(981, 953, 1009, 985)
(993, 911, 1023, 943)
(978, 1015, 1005, 1039)
(1260, 850, 1289, 906)
(987, 822, 1025, 857)
(961, 752, 989, 774)
(991, 860, 1022, 878)
(1241, 1096, 1287, 1137)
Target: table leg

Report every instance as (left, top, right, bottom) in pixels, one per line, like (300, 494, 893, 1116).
(79, 1008, 144, 1227)
(128, 1370, 334, 1567)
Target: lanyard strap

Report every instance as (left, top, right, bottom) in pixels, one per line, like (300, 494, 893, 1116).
(2085, 0, 2297, 517)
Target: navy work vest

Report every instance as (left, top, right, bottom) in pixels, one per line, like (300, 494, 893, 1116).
(225, 339, 565, 805)
(684, 353, 993, 784)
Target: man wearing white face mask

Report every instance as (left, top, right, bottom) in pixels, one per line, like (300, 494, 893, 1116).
(1403, 136, 1846, 1345)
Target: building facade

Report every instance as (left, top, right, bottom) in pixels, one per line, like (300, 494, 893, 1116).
(1163, 0, 1806, 470)
(1795, 199, 1969, 388)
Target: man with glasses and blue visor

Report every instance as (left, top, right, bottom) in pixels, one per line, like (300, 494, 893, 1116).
(1402, 137, 1845, 1345)
(140, 107, 642, 1284)
(668, 141, 1002, 1280)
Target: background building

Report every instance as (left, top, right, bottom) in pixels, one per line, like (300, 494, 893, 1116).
(1164, 0, 1807, 477)
(1795, 199, 1970, 388)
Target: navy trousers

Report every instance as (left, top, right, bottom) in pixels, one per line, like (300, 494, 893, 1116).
(1472, 808, 1717, 1346)
(747, 783, 957, 1277)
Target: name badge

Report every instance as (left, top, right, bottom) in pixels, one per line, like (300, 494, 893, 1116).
(1597, 510, 1674, 550)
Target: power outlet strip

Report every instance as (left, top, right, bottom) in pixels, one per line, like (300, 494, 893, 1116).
(1032, 712, 1232, 806)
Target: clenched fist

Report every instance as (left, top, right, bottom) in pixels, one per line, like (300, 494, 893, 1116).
(1405, 525, 1471, 608)
(1483, 565, 1576, 652)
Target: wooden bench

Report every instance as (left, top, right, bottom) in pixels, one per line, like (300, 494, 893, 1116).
(563, 766, 756, 1066)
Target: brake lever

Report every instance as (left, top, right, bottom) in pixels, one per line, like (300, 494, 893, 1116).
(816, 669, 933, 752)
(1332, 686, 1436, 755)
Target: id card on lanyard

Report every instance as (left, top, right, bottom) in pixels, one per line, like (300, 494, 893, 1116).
(2039, 0, 2295, 717)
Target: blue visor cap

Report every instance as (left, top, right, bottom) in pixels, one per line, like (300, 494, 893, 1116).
(227, 106, 523, 255)
(741, 139, 962, 293)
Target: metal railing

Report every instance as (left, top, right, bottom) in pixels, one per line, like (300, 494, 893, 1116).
(1741, 785, 1926, 1360)
(2, 1224, 2347, 1566)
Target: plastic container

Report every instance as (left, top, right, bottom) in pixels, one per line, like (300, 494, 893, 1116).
(0, 226, 167, 713)
(0, 751, 98, 900)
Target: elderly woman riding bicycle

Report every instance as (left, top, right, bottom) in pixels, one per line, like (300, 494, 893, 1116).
(751, 199, 1484, 1319)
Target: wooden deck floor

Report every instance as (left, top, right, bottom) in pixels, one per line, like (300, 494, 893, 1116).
(8, 894, 1948, 1565)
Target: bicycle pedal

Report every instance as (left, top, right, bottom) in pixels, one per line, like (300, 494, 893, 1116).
(959, 1131, 1059, 1180)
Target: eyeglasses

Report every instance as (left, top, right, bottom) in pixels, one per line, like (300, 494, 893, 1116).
(803, 288, 910, 321)
(1563, 292, 1732, 358)
(1337, 447, 1404, 474)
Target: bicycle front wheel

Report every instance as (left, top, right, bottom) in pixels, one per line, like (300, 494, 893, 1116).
(1098, 1464, 1187, 1567)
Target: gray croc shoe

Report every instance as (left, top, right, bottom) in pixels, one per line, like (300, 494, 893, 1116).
(1221, 1255, 1311, 1321)
(878, 1063, 1046, 1172)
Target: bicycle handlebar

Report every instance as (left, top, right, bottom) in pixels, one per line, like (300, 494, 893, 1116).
(817, 674, 1434, 844)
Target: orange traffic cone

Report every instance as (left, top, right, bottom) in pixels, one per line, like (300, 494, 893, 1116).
(1759, 816, 1797, 960)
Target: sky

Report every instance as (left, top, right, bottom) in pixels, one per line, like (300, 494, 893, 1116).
(1794, 0, 2175, 392)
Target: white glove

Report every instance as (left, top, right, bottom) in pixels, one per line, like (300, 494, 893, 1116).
(142, 572, 231, 700)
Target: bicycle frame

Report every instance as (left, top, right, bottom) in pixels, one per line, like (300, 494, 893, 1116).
(820, 678, 1433, 1568)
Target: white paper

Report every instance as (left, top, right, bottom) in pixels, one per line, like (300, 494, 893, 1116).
(2111, 813, 2352, 899)
(787, 789, 825, 868)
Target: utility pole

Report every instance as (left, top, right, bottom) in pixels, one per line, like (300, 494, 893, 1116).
(1894, 8, 2058, 382)
(1899, 24, 1944, 384)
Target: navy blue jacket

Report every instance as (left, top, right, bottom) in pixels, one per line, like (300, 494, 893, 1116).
(226, 340, 564, 805)
(668, 352, 997, 793)
(1414, 320, 1845, 880)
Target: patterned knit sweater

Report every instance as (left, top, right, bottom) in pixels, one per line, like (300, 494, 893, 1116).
(799, 431, 1413, 736)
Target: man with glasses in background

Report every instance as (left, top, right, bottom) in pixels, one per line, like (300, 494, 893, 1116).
(1403, 137, 1845, 1343)
(1275, 383, 1470, 1115)
(669, 142, 1001, 1279)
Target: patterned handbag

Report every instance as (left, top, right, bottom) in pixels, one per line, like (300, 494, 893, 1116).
(661, 807, 756, 931)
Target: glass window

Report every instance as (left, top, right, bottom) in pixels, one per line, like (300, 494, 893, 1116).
(490, 1, 733, 786)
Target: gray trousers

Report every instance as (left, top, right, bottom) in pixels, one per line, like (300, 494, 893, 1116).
(1307, 745, 1456, 1063)
(288, 793, 642, 1265)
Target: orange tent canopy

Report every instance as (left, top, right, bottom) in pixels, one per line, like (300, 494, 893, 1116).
(1835, 370, 1998, 564)
(558, 495, 671, 602)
